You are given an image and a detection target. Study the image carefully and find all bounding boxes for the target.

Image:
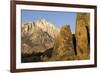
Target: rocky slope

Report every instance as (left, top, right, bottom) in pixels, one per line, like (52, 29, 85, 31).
(21, 19, 58, 54)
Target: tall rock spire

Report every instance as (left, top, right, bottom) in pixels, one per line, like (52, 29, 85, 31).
(75, 13, 90, 59)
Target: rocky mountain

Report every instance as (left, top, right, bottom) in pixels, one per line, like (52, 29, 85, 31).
(21, 19, 58, 54)
(35, 19, 59, 38)
(21, 13, 90, 62)
(22, 19, 58, 38)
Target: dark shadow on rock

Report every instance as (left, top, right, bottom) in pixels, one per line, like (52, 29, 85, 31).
(85, 26, 90, 48)
(21, 56, 43, 63)
(42, 48, 53, 58)
(72, 34, 77, 55)
(21, 48, 53, 63)
(21, 52, 43, 63)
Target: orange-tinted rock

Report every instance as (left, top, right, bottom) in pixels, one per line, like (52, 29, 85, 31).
(51, 25, 76, 61)
(75, 13, 90, 59)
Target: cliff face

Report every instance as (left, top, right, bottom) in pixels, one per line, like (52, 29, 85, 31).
(21, 19, 58, 54)
(75, 13, 90, 59)
(51, 25, 76, 61)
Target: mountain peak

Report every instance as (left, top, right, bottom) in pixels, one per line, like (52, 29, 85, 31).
(34, 18, 58, 38)
(21, 18, 58, 54)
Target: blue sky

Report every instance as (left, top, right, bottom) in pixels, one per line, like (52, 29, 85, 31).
(21, 10, 77, 32)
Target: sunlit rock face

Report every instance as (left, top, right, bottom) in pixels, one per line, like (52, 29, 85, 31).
(75, 13, 90, 59)
(21, 19, 58, 54)
(51, 25, 76, 61)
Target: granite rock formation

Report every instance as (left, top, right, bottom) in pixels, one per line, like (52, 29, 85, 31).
(50, 25, 76, 61)
(75, 13, 90, 59)
(21, 19, 58, 54)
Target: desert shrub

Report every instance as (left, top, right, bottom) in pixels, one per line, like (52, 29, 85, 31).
(41, 55, 49, 61)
